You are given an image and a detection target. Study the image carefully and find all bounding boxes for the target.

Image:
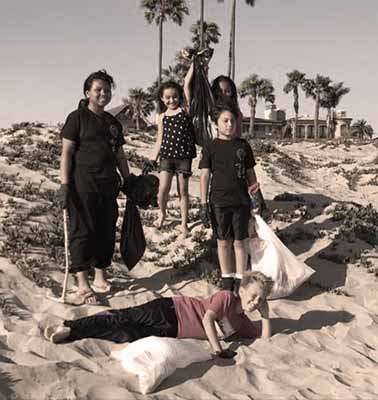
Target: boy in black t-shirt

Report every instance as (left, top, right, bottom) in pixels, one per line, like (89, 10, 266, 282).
(199, 101, 263, 293)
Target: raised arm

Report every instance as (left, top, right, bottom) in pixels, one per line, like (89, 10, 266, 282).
(183, 62, 194, 106)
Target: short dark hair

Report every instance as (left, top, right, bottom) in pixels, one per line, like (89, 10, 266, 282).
(157, 81, 184, 113)
(78, 69, 115, 109)
(83, 69, 115, 94)
(211, 75, 239, 108)
(211, 99, 239, 123)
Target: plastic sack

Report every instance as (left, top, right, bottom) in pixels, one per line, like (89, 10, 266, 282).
(248, 215, 315, 299)
(120, 200, 145, 270)
(189, 53, 215, 147)
(111, 336, 212, 394)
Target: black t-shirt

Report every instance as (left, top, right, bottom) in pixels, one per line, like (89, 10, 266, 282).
(199, 138, 256, 207)
(61, 107, 125, 193)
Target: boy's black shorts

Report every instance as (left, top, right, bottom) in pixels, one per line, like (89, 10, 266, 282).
(160, 158, 192, 176)
(211, 205, 250, 240)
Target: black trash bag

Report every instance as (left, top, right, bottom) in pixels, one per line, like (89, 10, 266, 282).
(123, 173, 159, 209)
(188, 49, 215, 147)
(120, 173, 159, 269)
(120, 200, 145, 270)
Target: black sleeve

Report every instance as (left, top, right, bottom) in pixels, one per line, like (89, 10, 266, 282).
(198, 143, 211, 169)
(61, 110, 80, 141)
(115, 119, 125, 147)
(245, 141, 256, 169)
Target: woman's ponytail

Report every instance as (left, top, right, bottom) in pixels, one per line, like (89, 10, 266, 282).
(77, 98, 89, 109)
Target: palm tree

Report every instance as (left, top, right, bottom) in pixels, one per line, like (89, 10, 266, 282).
(350, 120, 374, 140)
(320, 82, 350, 139)
(303, 75, 331, 140)
(239, 74, 275, 138)
(141, 0, 189, 85)
(122, 88, 155, 131)
(283, 70, 306, 141)
(217, 0, 256, 80)
(190, 20, 221, 50)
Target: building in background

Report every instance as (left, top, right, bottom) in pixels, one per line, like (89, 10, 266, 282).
(241, 104, 353, 139)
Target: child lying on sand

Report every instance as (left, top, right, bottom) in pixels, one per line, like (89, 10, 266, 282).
(44, 271, 273, 358)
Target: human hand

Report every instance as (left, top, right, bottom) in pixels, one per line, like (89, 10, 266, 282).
(57, 184, 70, 209)
(199, 203, 211, 228)
(215, 349, 237, 359)
(257, 300, 269, 319)
(142, 160, 157, 175)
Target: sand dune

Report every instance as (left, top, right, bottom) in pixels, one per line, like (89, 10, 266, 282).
(1, 125, 378, 399)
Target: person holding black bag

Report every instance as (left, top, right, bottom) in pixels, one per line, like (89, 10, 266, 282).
(58, 70, 130, 305)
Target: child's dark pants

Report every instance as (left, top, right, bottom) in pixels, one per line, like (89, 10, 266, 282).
(67, 192, 118, 273)
(63, 298, 178, 343)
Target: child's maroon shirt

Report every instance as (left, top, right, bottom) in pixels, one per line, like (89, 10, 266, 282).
(172, 290, 260, 339)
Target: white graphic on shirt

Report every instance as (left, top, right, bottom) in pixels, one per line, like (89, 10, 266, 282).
(235, 147, 246, 179)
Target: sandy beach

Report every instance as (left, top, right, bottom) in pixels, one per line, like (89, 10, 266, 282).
(1, 124, 378, 399)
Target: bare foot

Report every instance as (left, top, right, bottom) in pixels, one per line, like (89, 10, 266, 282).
(72, 290, 101, 306)
(92, 280, 112, 293)
(178, 226, 189, 240)
(155, 212, 166, 229)
(44, 325, 71, 343)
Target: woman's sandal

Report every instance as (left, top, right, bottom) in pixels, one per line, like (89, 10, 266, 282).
(91, 282, 112, 294)
(44, 325, 71, 344)
(71, 291, 102, 306)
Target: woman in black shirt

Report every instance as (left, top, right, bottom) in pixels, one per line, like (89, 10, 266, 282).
(58, 70, 130, 305)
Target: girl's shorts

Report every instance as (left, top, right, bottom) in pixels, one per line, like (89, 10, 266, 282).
(160, 158, 192, 176)
(211, 205, 250, 240)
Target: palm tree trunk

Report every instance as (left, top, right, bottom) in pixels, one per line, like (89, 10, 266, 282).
(231, 0, 236, 80)
(249, 104, 256, 138)
(314, 90, 320, 140)
(293, 88, 299, 142)
(136, 116, 140, 131)
(326, 107, 331, 139)
(200, 0, 204, 49)
(158, 1, 165, 86)
(293, 114, 298, 142)
(228, 0, 235, 78)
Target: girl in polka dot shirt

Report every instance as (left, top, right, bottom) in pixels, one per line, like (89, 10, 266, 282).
(150, 81, 196, 239)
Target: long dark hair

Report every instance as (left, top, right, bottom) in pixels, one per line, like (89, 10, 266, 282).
(77, 69, 115, 109)
(211, 75, 239, 110)
(157, 81, 184, 113)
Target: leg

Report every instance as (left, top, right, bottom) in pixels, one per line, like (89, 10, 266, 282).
(233, 239, 248, 276)
(217, 239, 233, 275)
(232, 206, 251, 293)
(93, 195, 118, 291)
(177, 173, 190, 239)
(157, 170, 174, 228)
(67, 192, 100, 304)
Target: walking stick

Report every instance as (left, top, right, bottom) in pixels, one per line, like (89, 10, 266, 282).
(60, 208, 70, 303)
(47, 208, 70, 304)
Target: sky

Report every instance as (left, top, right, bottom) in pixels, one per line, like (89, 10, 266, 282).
(1, 0, 377, 133)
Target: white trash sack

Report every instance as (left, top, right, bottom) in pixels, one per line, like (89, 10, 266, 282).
(248, 215, 315, 299)
(111, 336, 212, 394)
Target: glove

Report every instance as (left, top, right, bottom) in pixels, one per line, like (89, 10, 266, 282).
(199, 203, 211, 228)
(142, 160, 157, 175)
(215, 349, 237, 359)
(57, 184, 70, 209)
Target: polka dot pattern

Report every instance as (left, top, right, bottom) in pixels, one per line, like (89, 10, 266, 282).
(160, 111, 196, 159)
